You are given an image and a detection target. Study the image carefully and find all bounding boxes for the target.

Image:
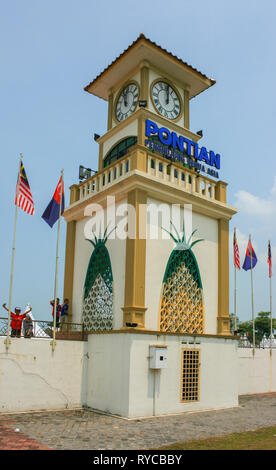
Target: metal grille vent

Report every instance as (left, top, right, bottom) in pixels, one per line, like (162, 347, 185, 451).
(181, 349, 200, 402)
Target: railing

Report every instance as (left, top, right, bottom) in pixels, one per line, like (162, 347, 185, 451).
(72, 147, 223, 205)
(238, 339, 276, 349)
(147, 155, 217, 201)
(78, 156, 131, 201)
(0, 317, 85, 341)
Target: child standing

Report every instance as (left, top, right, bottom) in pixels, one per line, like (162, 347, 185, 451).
(2, 303, 32, 338)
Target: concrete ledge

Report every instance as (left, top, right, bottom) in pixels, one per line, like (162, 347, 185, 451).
(86, 328, 239, 341)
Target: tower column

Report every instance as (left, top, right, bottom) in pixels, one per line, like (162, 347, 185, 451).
(122, 188, 147, 328)
(140, 61, 149, 105)
(63, 220, 76, 324)
(217, 218, 231, 335)
(184, 86, 190, 129)
(107, 89, 114, 131)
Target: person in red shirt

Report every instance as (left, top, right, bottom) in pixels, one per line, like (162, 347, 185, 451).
(2, 303, 32, 338)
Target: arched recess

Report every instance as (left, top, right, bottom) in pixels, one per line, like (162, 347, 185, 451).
(82, 229, 115, 331)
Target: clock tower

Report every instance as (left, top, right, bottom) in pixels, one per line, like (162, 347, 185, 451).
(63, 34, 239, 418)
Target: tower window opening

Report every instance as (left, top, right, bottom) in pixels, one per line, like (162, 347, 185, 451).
(103, 136, 137, 168)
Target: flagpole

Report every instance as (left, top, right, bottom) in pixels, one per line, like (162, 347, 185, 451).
(5, 154, 23, 351)
(269, 241, 273, 351)
(51, 169, 64, 352)
(234, 264, 237, 331)
(250, 234, 256, 352)
(234, 228, 237, 332)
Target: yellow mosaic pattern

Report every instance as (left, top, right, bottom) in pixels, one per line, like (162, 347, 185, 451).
(159, 263, 204, 334)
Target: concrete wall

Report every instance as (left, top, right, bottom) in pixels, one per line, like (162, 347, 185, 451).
(0, 337, 88, 413)
(85, 334, 131, 416)
(128, 334, 238, 418)
(238, 348, 276, 395)
(85, 332, 239, 418)
(1, 334, 275, 416)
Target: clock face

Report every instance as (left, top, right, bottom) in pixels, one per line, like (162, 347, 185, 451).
(152, 81, 181, 120)
(115, 83, 139, 122)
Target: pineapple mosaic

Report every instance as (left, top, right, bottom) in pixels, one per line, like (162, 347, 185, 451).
(159, 222, 205, 334)
(82, 227, 115, 331)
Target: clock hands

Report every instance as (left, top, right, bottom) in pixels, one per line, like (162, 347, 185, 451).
(116, 83, 138, 121)
(123, 89, 128, 107)
(152, 82, 180, 119)
(166, 84, 169, 105)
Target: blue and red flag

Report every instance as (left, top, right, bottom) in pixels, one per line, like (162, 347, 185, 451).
(268, 241, 272, 278)
(233, 229, 240, 270)
(42, 176, 64, 228)
(242, 238, 257, 271)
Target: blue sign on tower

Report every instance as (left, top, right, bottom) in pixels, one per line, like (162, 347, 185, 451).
(144, 119, 220, 179)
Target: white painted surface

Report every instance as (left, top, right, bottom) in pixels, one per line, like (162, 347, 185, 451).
(145, 198, 218, 333)
(85, 333, 131, 416)
(103, 121, 138, 157)
(0, 337, 88, 413)
(192, 212, 218, 334)
(1, 334, 275, 416)
(86, 333, 239, 418)
(106, 237, 126, 330)
(72, 219, 91, 324)
(238, 348, 276, 395)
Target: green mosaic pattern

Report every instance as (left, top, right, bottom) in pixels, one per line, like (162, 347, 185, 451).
(82, 228, 115, 331)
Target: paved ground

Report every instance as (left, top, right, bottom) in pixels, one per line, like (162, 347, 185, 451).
(0, 393, 275, 450)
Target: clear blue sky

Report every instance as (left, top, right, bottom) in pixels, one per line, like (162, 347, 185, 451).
(0, 0, 275, 323)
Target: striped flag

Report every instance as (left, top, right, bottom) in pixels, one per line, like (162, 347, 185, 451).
(233, 229, 240, 270)
(268, 241, 272, 278)
(15, 161, 35, 215)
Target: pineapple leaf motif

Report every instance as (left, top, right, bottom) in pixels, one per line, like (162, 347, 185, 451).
(82, 224, 116, 331)
(159, 220, 205, 334)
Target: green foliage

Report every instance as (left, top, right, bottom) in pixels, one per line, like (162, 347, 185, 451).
(238, 311, 276, 345)
(229, 313, 239, 333)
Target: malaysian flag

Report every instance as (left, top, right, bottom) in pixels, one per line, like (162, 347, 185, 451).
(233, 229, 240, 270)
(268, 241, 272, 278)
(15, 161, 35, 215)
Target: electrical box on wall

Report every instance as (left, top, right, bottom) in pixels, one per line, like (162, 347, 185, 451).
(149, 345, 168, 369)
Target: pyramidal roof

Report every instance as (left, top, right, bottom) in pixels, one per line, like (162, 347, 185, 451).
(84, 34, 216, 101)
